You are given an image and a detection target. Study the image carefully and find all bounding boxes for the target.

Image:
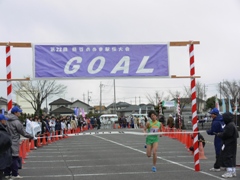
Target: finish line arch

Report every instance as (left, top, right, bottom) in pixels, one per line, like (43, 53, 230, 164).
(0, 40, 201, 171)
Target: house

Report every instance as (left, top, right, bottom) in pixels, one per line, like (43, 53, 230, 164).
(117, 104, 155, 117)
(71, 100, 92, 114)
(0, 97, 18, 114)
(49, 98, 91, 116)
(92, 105, 107, 114)
(107, 101, 131, 114)
(0, 97, 8, 112)
(105, 101, 154, 117)
(16, 89, 35, 114)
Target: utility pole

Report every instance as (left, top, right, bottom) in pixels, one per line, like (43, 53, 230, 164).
(100, 82, 104, 114)
(135, 97, 136, 105)
(113, 79, 116, 114)
(139, 96, 141, 104)
(203, 84, 206, 101)
(83, 93, 85, 102)
(87, 91, 92, 105)
(45, 89, 48, 114)
(220, 82, 222, 99)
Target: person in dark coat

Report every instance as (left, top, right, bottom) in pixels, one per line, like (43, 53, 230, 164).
(0, 114, 12, 180)
(206, 108, 224, 172)
(215, 112, 239, 178)
(4, 106, 33, 179)
(55, 118, 62, 135)
(96, 117, 101, 130)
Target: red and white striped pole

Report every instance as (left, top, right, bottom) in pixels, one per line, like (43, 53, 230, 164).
(6, 45, 13, 113)
(189, 42, 200, 171)
(159, 98, 162, 115)
(177, 96, 181, 129)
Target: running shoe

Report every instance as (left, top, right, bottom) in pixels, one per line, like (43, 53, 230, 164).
(152, 166, 156, 172)
(221, 172, 233, 178)
(11, 175, 23, 179)
(209, 168, 220, 172)
(232, 172, 237, 177)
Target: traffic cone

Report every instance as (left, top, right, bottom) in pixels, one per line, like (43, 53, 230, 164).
(47, 136, 52, 143)
(37, 137, 42, 147)
(51, 131, 56, 142)
(199, 141, 207, 159)
(19, 142, 25, 164)
(26, 139, 30, 153)
(42, 134, 47, 145)
(30, 139, 35, 150)
(55, 131, 59, 141)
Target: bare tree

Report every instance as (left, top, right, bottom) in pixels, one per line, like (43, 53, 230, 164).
(169, 81, 206, 113)
(13, 80, 67, 116)
(146, 91, 165, 105)
(218, 80, 240, 111)
(218, 80, 240, 100)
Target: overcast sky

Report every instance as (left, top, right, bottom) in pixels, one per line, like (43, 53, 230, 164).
(0, 0, 240, 107)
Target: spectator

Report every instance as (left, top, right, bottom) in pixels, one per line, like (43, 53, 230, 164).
(96, 117, 101, 130)
(215, 112, 239, 178)
(61, 119, 66, 137)
(134, 117, 138, 129)
(70, 118, 77, 130)
(4, 106, 33, 179)
(206, 108, 224, 172)
(167, 115, 174, 129)
(0, 114, 12, 180)
(55, 118, 61, 135)
(159, 114, 165, 126)
(49, 116, 56, 139)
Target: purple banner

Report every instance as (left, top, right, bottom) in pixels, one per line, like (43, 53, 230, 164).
(33, 44, 169, 78)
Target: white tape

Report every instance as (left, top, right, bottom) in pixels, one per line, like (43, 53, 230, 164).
(20, 130, 206, 140)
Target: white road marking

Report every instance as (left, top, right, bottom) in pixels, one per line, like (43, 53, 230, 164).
(95, 135, 225, 180)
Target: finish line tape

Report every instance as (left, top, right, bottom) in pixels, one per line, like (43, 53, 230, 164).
(21, 130, 206, 140)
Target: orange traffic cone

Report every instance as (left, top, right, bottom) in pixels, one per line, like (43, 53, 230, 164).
(26, 139, 30, 153)
(19, 142, 25, 164)
(55, 131, 59, 141)
(42, 134, 47, 145)
(30, 139, 35, 150)
(199, 141, 207, 159)
(47, 136, 52, 143)
(37, 137, 42, 147)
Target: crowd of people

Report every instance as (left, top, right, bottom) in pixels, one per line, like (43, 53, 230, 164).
(0, 106, 239, 179)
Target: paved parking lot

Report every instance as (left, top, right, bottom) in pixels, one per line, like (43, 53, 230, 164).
(19, 129, 240, 180)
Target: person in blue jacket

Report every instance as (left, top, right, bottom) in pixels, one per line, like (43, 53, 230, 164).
(206, 108, 224, 172)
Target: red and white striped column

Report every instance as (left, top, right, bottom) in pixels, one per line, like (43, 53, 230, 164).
(189, 43, 200, 171)
(159, 98, 162, 115)
(6, 45, 13, 113)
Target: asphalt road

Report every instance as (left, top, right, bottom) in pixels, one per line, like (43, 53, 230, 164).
(19, 128, 240, 180)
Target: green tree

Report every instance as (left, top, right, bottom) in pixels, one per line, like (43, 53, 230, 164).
(205, 96, 222, 111)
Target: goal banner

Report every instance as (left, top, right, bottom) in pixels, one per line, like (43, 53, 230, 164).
(33, 44, 169, 79)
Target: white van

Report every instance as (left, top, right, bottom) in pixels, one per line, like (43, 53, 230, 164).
(100, 114, 118, 124)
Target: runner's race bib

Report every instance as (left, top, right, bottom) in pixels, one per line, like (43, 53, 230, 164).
(150, 128, 159, 133)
